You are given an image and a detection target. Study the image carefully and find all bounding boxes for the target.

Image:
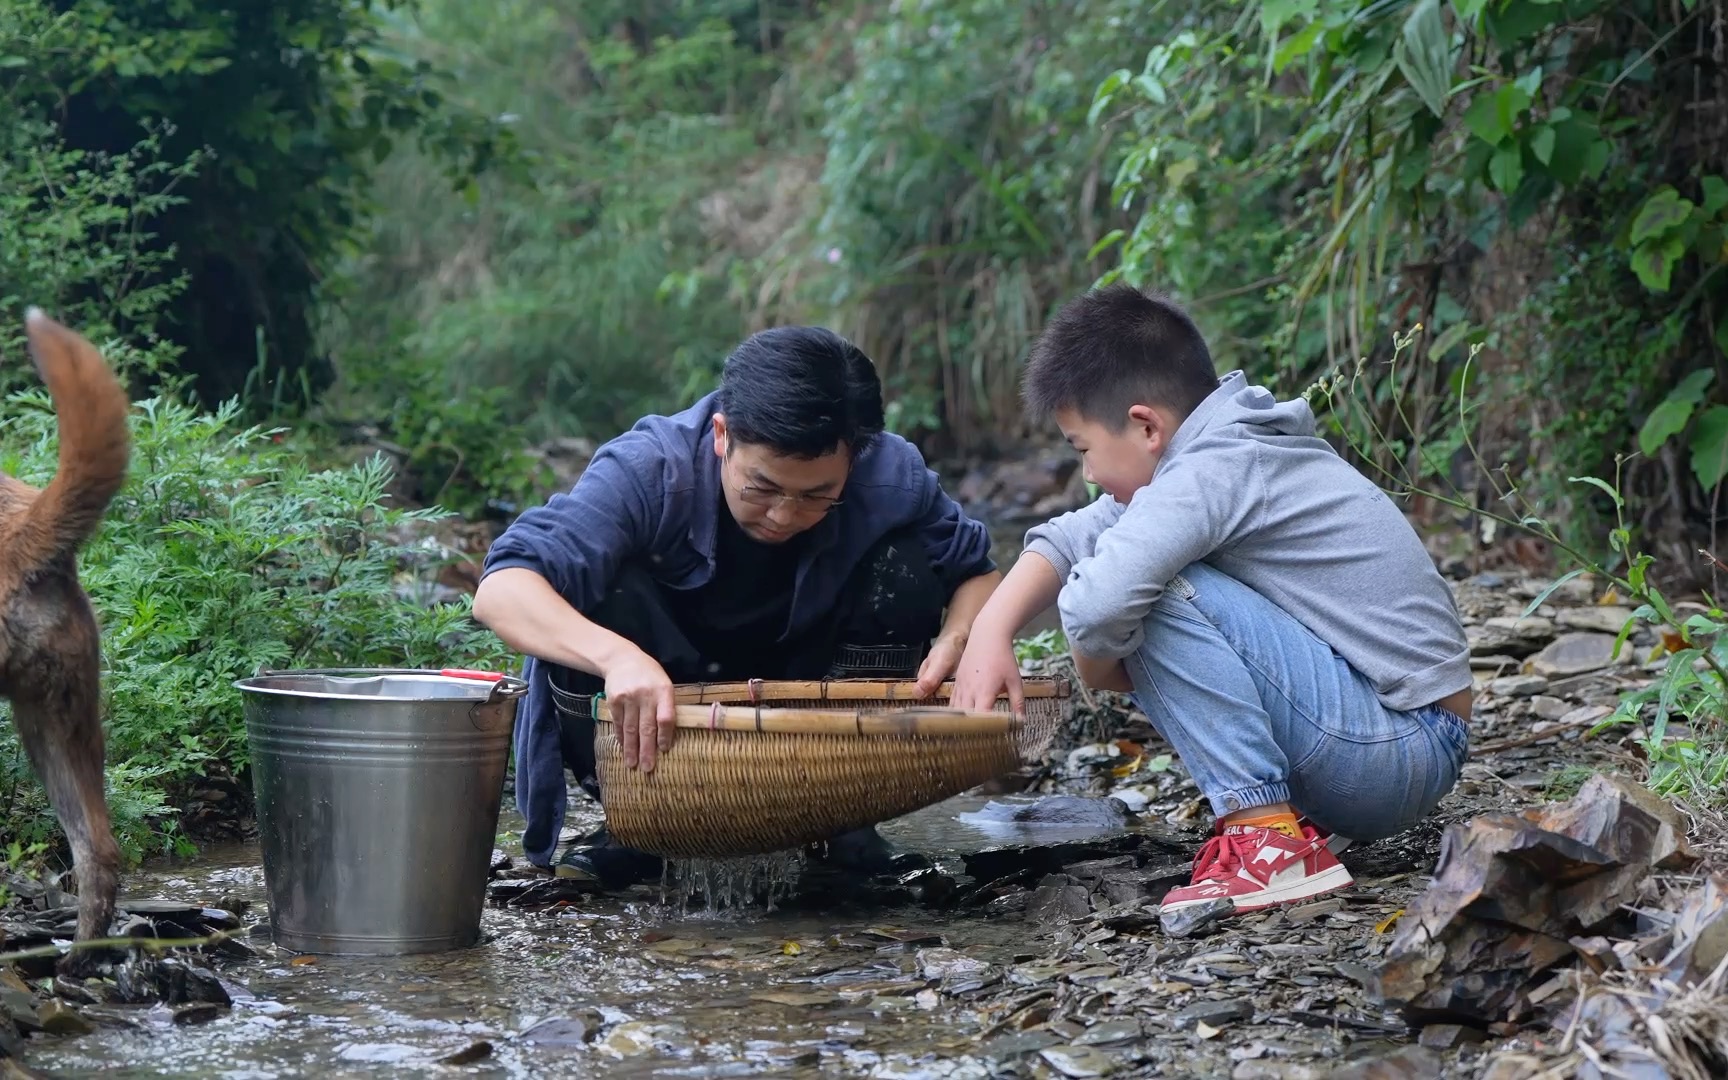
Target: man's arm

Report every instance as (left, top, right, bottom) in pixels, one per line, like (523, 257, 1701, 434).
(896, 442, 1003, 693)
(471, 440, 680, 771)
(472, 568, 639, 679)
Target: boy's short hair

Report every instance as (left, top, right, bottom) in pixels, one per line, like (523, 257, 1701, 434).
(1021, 283, 1218, 429)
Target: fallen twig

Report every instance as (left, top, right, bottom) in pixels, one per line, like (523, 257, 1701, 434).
(1470, 713, 1600, 758)
(0, 927, 239, 966)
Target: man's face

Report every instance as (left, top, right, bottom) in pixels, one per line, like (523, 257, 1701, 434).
(712, 414, 850, 543)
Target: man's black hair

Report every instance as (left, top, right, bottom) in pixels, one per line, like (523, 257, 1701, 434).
(717, 326, 886, 458)
(1021, 283, 1218, 429)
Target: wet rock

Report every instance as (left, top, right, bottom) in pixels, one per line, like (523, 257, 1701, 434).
(1026, 878, 1091, 925)
(899, 868, 958, 908)
(1489, 674, 1548, 698)
(438, 1041, 494, 1065)
(519, 1010, 605, 1046)
(916, 947, 994, 983)
(171, 1002, 225, 1026)
(1328, 1046, 1442, 1079)
(596, 1020, 687, 1058)
(1161, 897, 1235, 939)
(1074, 1019, 1143, 1045)
(0, 983, 38, 1035)
(110, 957, 231, 1007)
(1526, 632, 1623, 678)
(36, 999, 93, 1036)
(1416, 1023, 1486, 1049)
(1040, 1044, 1120, 1077)
(961, 834, 1154, 885)
(1375, 773, 1693, 1025)
(959, 795, 1133, 829)
(1175, 999, 1253, 1030)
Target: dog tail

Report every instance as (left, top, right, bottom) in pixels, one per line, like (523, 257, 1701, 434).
(16, 308, 132, 570)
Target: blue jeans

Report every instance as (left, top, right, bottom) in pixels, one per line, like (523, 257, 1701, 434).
(1121, 562, 1469, 842)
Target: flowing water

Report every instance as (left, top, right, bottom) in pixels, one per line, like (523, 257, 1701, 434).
(22, 795, 1136, 1079)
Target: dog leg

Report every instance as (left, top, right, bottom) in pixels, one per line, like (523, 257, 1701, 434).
(10, 679, 120, 974)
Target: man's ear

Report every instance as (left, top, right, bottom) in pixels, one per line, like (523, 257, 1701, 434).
(712, 412, 729, 457)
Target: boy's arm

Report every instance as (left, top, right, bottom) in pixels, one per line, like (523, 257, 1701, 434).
(1059, 455, 1255, 661)
(950, 551, 1064, 713)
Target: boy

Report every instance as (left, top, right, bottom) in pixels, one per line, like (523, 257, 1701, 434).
(951, 285, 1472, 914)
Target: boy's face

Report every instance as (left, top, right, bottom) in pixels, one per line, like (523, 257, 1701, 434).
(1055, 404, 1179, 505)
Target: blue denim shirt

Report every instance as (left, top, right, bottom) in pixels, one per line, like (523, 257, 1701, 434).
(481, 391, 995, 865)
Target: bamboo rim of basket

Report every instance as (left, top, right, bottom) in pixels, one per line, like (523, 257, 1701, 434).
(660, 676, 1070, 705)
(595, 702, 1014, 736)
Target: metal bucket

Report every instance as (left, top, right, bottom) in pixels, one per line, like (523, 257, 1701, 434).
(234, 667, 527, 955)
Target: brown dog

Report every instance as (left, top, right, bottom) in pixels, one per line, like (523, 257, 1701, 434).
(3, 309, 130, 972)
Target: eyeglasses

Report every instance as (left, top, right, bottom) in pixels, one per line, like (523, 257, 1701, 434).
(736, 484, 844, 514)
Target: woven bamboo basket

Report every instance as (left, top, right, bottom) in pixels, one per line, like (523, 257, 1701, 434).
(593, 677, 1070, 858)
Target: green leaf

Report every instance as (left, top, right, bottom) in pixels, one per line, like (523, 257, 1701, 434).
(1631, 186, 1695, 244)
(1546, 117, 1606, 184)
(1704, 176, 1728, 218)
(1641, 398, 1702, 457)
(1451, 0, 1491, 23)
(1396, 0, 1454, 118)
(1632, 234, 1687, 292)
(1273, 20, 1326, 73)
(1689, 405, 1728, 489)
(1490, 142, 1524, 193)
(1529, 125, 1556, 165)
(1088, 69, 1131, 126)
(1715, 310, 1728, 356)
(1086, 229, 1126, 260)
(1522, 568, 1585, 618)
(1639, 368, 1716, 456)
(1463, 94, 1508, 145)
(1568, 474, 1626, 509)
(1165, 157, 1199, 188)
(1261, 0, 1321, 37)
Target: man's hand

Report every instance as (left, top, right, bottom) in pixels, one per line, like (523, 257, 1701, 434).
(914, 630, 967, 698)
(603, 647, 678, 772)
(949, 634, 1024, 717)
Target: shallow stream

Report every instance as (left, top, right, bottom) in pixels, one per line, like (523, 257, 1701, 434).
(25, 795, 1139, 1079)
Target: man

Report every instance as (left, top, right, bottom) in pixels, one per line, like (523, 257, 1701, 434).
(473, 326, 1001, 886)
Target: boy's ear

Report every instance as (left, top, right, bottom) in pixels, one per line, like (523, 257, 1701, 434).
(1127, 403, 1165, 448)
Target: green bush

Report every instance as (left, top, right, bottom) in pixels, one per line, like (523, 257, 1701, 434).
(0, 392, 514, 861)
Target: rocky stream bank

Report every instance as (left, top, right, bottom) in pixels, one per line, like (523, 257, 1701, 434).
(4, 450, 1727, 1077)
(4, 561, 1726, 1077)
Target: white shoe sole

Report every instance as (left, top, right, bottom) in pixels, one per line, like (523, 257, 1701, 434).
(1161, 863, 1355, 914)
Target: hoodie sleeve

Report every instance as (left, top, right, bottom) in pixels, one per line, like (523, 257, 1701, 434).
(480, 434, 663, 611)
(1057, 443, 1264, 660)
(1021, 494, 1121, 579)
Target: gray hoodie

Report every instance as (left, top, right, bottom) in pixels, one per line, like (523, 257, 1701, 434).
(1023, 371, 1471, 713)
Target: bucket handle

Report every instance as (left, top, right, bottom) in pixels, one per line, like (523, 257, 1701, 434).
(251, 664, 528, 705)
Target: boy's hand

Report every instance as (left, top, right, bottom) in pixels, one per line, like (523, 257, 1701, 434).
(950, 635, 1024, 717)
(603, 647, 678, 772)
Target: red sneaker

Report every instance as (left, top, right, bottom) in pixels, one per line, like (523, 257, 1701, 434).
(1161, 823, 1354, 913)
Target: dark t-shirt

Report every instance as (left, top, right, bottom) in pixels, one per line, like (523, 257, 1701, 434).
(663, 501, 805, 676)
